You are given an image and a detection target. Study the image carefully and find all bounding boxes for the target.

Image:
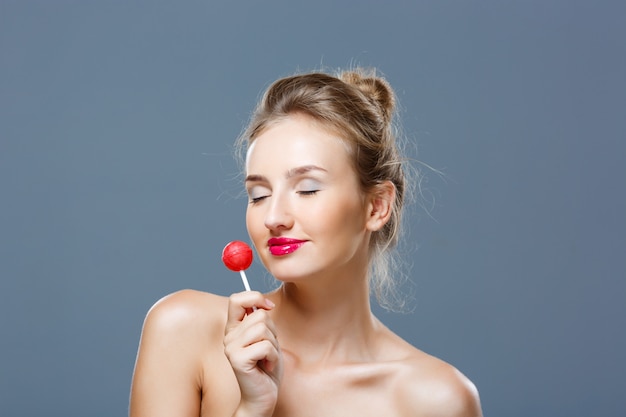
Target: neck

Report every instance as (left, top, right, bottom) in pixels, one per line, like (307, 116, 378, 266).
(268, 269, 380, 366)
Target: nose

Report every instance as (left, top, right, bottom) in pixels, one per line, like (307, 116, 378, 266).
(263, 191, 294, 232)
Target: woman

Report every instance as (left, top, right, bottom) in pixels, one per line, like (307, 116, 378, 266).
(129, 69, 482, 417)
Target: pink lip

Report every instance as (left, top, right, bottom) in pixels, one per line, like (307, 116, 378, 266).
(267, 237, 306, 256)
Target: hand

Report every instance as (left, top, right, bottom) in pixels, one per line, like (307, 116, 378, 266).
(224, 291, 283, 417)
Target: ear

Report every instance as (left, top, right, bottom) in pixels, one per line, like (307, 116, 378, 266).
(365, 181, 395, 232)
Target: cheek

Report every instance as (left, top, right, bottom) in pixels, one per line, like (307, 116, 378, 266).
(309, 197, 366, 233)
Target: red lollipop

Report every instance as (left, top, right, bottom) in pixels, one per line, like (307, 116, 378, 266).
(222, 241, 254, 291)
(222, 240, 253, 271)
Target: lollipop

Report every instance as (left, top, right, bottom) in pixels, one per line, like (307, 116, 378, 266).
(222, 241, 254, 291)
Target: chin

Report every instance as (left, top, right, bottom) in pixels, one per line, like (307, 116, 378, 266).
(266, 265, 317, 283)
(268, 271, 306, 283)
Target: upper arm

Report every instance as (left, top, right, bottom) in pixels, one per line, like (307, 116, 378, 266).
(129, 290, 210, 417)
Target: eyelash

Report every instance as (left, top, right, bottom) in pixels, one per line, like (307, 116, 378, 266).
(248, 190, 319, 205)
(298, 190, 319, 196)
(249, 196, 268, 205)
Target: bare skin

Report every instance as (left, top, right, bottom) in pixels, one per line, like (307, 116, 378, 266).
(129, 115, 482, 417)
(130, 288, 481, 417)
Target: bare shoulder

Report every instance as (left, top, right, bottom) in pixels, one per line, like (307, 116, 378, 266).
(130, 290, 231, 417)
(144, 289, 228, 335)
(394, 348, 482, 417)
(135, 289, 230, 375)
(134, 289, 229, 371)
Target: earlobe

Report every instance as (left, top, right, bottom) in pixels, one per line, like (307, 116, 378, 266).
(366, 181, 395, 232)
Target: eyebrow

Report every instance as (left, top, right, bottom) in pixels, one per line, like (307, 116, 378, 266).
(245, 165, 328, 183)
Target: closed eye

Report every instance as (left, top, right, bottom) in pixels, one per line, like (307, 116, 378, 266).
(247, 183, 271, 205)
(249, 195, 269, 205)
(298, 190, 319, 196)
(296, 178, 322, 197)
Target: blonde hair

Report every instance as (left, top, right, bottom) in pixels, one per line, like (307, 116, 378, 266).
(237, 68, 413, 310)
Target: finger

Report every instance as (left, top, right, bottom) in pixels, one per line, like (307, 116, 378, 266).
(224, 322, 279, 349)
(224, 312, 280, 351)
(258, 341, 282, 375)
(226, 291, 275, 326)
(229, 340, 282, 377)
(241, 309, 279, 340)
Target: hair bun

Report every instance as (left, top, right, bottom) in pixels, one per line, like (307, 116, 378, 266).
(340, 70, 395, 124)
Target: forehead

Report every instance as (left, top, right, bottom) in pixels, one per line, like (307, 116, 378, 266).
(245, 115, 354, 175)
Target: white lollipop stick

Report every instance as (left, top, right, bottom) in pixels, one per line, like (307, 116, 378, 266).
(239, 270, 252, 291)
(239, 269, 256, 311)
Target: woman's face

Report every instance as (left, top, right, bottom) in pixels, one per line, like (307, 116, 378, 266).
(244, 115, 372, 283)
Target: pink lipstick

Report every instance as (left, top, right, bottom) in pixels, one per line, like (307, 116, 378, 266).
(267, 237, 306, 256)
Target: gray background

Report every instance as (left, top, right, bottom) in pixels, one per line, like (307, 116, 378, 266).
(1, 1, 625, 416)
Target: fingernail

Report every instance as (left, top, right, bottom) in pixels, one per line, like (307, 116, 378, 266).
(265, 298, 276, 308)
